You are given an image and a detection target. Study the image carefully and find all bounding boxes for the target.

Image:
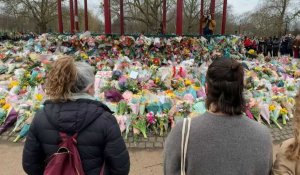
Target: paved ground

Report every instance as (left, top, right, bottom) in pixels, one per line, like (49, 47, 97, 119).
(0, 140, 164, 175)
(0, 139, 282, 175)
(270, 119, 294, 144)
(0, 119, 292, 175)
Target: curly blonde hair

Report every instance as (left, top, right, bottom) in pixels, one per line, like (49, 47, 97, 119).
(286, 91, 300, 160)
(44, 56, 77, 101)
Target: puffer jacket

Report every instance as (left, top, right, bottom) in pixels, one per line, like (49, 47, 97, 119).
(22, 99, 130, 175)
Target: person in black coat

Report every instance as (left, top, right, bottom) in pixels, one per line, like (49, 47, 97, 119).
(287, 35, 294, 57)
(280, 36, 288, 56)
(272, 36, 280, 57)
(266, 37, 273, 57)
(258, 37, 266, 54)
(22, 56, 130, 175)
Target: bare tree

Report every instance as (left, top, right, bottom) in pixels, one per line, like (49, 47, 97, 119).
(0, 0, 61, 33)
(240, 0, 300, 36)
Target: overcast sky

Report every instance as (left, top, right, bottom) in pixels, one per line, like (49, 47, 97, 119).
(229, 0, 260, 14)
(80, 0, 260, 18)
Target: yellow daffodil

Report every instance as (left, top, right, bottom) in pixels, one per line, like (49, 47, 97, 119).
(184, 79, 192, 86)
(254, 67, 262, 72)
(280, 108, 288, 115)
(35, 94, 43, 101)
(166, 92, 176, 98)
(80, 53, 88, 60)
(192, 85, 200, 91)
(2, 103, 11, 110)
(165, 90, 175, 98)
(154, 77, 160, 84)
(25, 72, 30, 78)
(0, 99, 6, 106)
(269, 105, 276, 111)
(287, 98, 295, 105)
(248, 49, 255, 55)
(8, 81, 19, 89)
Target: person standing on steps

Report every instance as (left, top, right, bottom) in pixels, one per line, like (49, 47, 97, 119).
(201, 14, 216, 36)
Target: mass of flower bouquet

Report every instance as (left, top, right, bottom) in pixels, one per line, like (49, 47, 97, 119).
(0, 33, 299, 142)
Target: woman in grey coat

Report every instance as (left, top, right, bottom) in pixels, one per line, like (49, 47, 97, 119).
(164, 58, 273, 175)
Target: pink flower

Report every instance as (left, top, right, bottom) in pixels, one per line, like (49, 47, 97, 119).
(115, 115, 126, 133)
(184, 94, 194, 104)
(146, 112, 156, 125)
(248, 98, 256, 108)
(122, 91, 133, 103)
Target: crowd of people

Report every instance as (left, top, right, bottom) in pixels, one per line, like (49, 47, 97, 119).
(243, 34, 300, 58)
(0, 32, 36, 41)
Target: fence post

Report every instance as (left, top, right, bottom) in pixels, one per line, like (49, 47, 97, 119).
(57, 0, 63, 33)
(176, 0, 183, 35)
(69, 0, 75, 34)
(221, 0, 227, 35)
(104, 0, 112, 34)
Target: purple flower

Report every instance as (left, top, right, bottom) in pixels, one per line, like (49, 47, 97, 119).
(118, 76, 128, 87)
(112, 70, 122, 80)
(104, 89, 124, 103)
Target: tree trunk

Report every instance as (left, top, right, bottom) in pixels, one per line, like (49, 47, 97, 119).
(38, 22, 47, 33)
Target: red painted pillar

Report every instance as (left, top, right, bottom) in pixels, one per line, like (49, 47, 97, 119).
(74, 0, 79, 31)
(221, 0, 227, 35)
(120, 0, 124, 35)
(199, 0, 204, 34)
(57, 0, 63, 33)
(176, 0, 183, 35)
(210, 0, 216, 19)
(69, 0, 75, 34)
(84, 0, 88, 31)
(104, 0, 112, 34)
(162, 0, 167, 34)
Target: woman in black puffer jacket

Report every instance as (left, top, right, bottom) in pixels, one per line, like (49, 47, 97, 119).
(22, 56, 130, 175)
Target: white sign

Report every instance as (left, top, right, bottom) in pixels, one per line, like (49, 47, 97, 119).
(129, 71, 138, 79)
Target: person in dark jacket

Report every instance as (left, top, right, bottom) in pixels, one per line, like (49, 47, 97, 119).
(266, 37, 273, 57)
(293, 35, 300, 59)
(22, 56, 130, 175)
(287, 35, 294, 57)
(280, 36, 288, 56)
(258, 37, 266, 54)
(272, 36, 280, 57)
(263, 37, 268, 56)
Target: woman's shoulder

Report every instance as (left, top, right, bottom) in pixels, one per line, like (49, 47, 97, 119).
(279, 138, 295, 152)
(273, 138, 297, 175)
